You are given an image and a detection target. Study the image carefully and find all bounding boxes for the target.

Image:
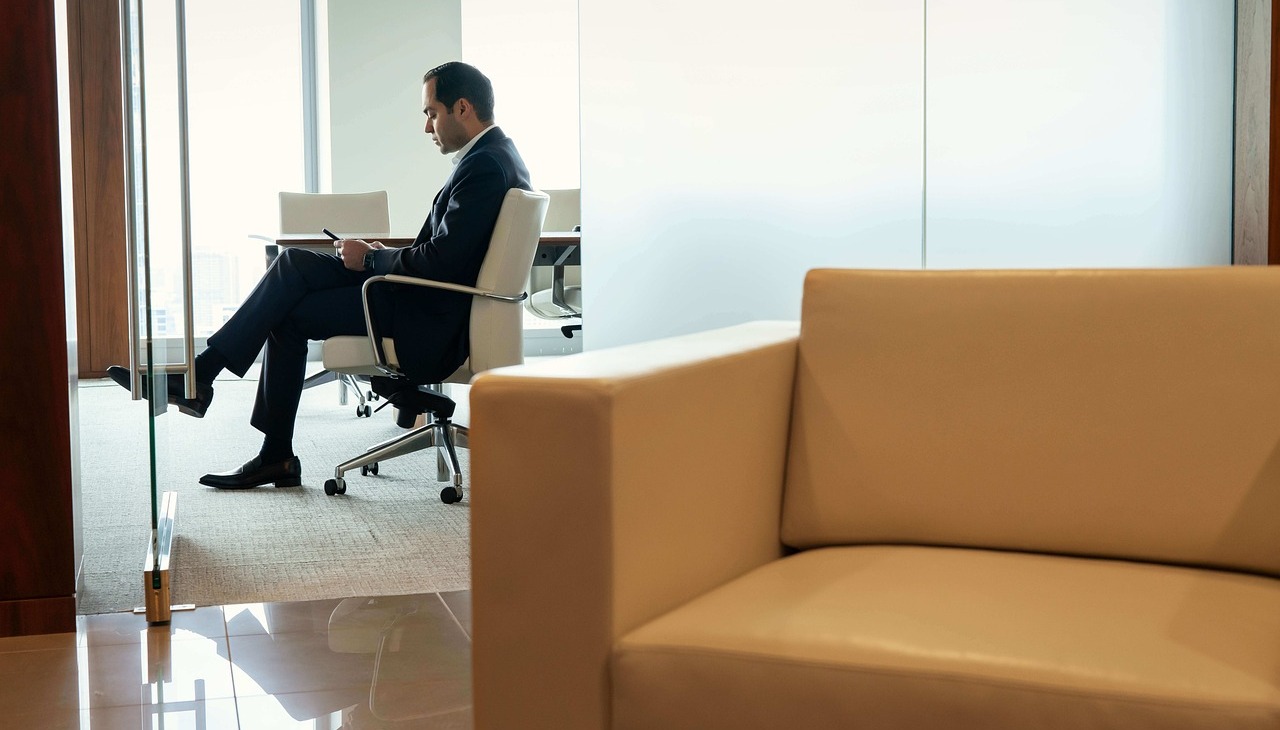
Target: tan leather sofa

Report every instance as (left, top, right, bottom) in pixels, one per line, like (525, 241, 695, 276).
(469, 268, 1280, 730)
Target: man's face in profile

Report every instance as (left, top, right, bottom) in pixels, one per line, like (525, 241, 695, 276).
(422, 79, 468, 155)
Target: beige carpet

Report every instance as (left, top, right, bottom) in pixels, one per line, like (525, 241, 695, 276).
(76, 370, 471, 615)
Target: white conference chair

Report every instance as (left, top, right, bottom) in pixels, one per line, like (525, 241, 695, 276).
(319, 188, 549, 503)
(278, 190, 390, 239)
(526, 188, 582, 319)
(277, 190, 391, 417)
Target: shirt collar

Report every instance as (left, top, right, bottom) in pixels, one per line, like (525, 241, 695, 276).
(452, 124, 498, 165)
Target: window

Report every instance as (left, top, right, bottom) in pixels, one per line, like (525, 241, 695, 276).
(140, 0, 306, 338)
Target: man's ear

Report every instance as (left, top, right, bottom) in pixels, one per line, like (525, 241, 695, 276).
(454, 98, 472, 119)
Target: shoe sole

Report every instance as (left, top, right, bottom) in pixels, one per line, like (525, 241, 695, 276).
(110, 371, 208, 418)
(172, 399, 208, 418)
(200, 477, 302, 489)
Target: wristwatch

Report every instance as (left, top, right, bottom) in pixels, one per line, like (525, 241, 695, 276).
(362, 251, 376, 273)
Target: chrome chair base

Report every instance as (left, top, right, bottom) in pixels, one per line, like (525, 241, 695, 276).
(324, 409, 468, 503)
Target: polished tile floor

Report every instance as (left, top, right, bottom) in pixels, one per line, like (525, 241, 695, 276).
(0, 592, 472, 729)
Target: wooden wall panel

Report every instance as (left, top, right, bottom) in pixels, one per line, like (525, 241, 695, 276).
(0, 0, 78, 635)
(0, 598, 78, 637)
(70, 0, 91, 376)
(72, 0, 128, 378)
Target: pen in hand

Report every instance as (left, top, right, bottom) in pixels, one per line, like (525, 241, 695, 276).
(322, 228, 341, 241)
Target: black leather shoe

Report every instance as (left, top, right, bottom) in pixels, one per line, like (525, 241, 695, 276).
(106, 365, 214, 418)
(199, 455, 302, 489)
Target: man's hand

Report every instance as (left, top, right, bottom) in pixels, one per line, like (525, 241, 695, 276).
(335, 238, 387, 271)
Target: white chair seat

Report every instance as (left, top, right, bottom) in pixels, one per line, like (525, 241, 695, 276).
(527, 285, 582, 318)
(322, 336, 474, 384)
(322, 336, 399, 375)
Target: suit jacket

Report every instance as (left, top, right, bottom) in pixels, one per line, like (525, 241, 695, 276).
(366, 127, 531, 384)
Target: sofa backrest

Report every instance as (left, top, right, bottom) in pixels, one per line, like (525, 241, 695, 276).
(782, 268, 1280, 578)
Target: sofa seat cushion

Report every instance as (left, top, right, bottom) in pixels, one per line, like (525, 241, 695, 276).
(612, 546, 1280, 730)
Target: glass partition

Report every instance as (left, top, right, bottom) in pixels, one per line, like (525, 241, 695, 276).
(119, 0, 307, 622)
(121, 0, 188, 623)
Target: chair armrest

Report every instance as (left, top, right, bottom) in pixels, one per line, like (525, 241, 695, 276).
(470, 321, 800, 730)
(376, 273, 528, 303)
(357, 274, 528, 374)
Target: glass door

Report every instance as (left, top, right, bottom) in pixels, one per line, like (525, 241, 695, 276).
(120, 0, 194, 624)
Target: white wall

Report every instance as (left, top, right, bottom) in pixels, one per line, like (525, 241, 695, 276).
(579, 0, 1236, 350)
(323, 0, 462, 234)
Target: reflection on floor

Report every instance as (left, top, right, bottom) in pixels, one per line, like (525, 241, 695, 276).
(0, 592, 472, 729)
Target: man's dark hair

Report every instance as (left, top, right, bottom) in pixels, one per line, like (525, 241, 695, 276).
(423, 61, 495, 122)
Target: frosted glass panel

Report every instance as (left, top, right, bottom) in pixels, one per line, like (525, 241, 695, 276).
(925, 0, 1234, 268)
(580, 1, 924, 349)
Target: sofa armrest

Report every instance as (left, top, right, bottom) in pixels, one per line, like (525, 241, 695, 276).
(470, 321, 800, 730)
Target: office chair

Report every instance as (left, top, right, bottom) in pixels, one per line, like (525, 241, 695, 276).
(319, 188, 549, 503)
(526, 188, 582, 321)
(278, 190, 391, 417)
(278, 190, 391, 241)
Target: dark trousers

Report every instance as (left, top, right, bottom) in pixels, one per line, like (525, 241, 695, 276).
(207, 247, 372, 442)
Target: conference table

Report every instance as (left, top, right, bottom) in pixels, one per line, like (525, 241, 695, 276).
(261, 231, 582, 315)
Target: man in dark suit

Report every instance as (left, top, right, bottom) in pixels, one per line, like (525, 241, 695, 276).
(108, 61, 531, 489)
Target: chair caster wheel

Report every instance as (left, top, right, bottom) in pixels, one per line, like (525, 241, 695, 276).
(356, 404, 372, 418)
(440, 486, 463, 504)
(361, 462, 379, 476)
(325, 478, 346, 496)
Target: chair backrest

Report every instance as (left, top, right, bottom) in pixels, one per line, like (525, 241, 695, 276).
(462, 188, 549, 377)
(541, 188, 580, 232)
(527, 188, 582, 297)
(279, 191, 390, 236)
(782, 267, 1280, 578)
